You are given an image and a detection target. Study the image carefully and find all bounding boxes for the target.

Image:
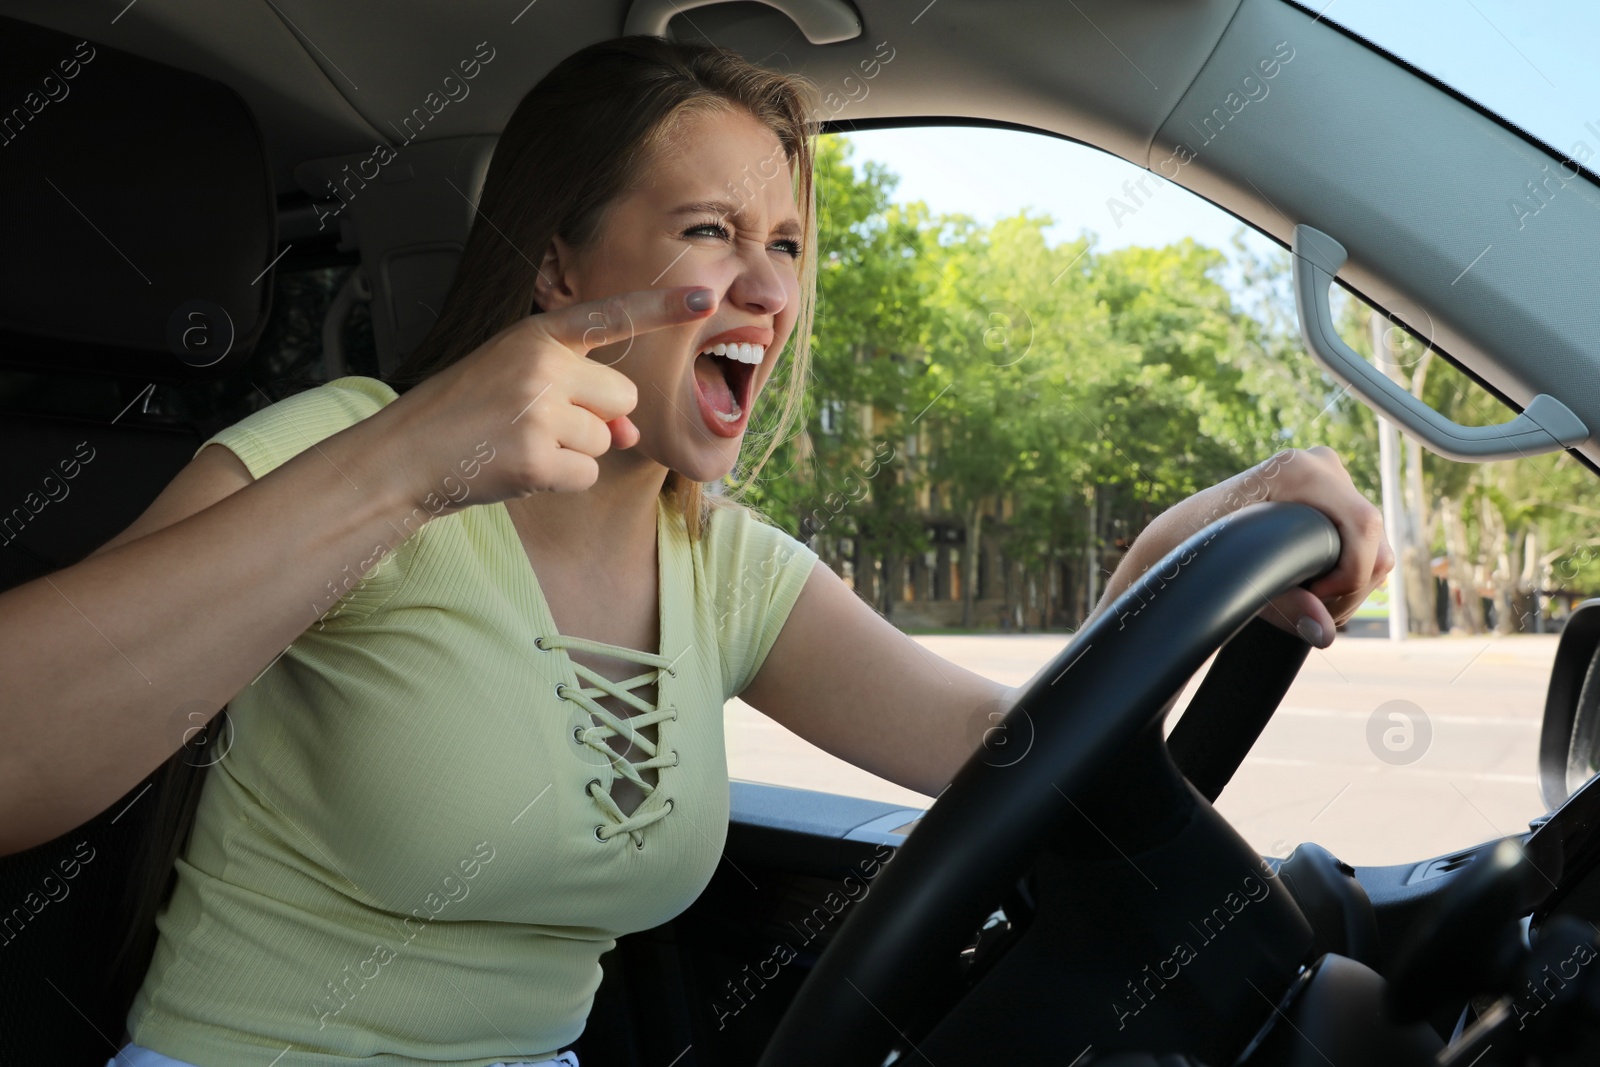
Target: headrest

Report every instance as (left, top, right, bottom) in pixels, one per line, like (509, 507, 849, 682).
(0, 15, 275, 382)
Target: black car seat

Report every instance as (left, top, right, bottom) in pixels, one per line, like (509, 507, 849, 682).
(0, 15, 276, 1066)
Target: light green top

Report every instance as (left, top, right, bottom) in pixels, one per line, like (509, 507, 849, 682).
(125, 376, 819, 1065)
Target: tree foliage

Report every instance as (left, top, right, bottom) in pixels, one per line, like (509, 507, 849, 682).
(737, 134, 1598, 631)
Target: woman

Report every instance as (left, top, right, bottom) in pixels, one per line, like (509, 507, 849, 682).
(0, 34, 1390, 1067)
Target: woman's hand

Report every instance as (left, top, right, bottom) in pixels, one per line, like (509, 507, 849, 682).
(1093, 447, 1393, 650)
(1184, 444, 1395, 646)
(1224, 446, 1394, 647)
(373, 285, 716, 512)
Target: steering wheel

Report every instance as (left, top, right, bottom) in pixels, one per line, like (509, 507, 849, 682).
(756, 501, 1343, 1067)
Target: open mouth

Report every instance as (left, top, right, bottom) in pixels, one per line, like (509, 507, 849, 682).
(692, 341, 763, 437)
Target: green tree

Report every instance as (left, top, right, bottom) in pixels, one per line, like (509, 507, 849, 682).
(738, 133, 935, 611)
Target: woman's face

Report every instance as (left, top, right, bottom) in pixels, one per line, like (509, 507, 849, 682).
(534, 105, 803, 483)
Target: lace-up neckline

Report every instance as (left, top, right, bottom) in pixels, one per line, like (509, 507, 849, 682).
(539, 633, 678, 848)
(502, 498, 684, 850)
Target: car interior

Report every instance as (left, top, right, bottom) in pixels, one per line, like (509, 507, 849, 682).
(4, 1, 1600, 1065)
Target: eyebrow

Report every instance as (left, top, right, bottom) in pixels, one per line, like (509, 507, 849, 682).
(671, 198, 803, 239)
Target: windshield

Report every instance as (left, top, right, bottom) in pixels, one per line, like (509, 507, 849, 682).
(1315, 0, 1600, 165)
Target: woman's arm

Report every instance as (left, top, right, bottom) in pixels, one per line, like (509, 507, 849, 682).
(739, 447, 1392, 799)
(739, 558, 1019, 800)
(0, 416, 430, 856)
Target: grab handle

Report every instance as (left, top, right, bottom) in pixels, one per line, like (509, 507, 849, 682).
(623, 0, 862, 44)
(1291, 224, 1586, 462)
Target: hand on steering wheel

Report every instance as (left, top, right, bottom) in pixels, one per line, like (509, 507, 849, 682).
(1097, 448, 1393, 652)
(1254, 446, 1394, 643)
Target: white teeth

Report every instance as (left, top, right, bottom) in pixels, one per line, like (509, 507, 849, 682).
(701, 342, 765, 364)
(714, 396, 742, 422)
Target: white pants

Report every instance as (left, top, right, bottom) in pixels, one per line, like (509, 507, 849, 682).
(105, 1041, 580, 1067)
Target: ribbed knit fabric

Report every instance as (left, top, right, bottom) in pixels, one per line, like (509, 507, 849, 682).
(124, 376, 819, 1066)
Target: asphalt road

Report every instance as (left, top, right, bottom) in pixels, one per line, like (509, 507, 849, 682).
(724, 630, 1559, 868)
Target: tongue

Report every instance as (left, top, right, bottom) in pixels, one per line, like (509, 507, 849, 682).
(695, 353, 736, 414)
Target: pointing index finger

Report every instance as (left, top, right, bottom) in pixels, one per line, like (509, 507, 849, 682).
(544, 286, 717, 356)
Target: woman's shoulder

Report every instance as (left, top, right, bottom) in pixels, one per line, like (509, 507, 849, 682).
(700, 496, 811, 564)
(696, 495, 820, 698)
(194, 375, 400, 479)
(698, 497, 818, 618)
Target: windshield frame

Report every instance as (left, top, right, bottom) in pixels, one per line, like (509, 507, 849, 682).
(1280, 0, 1600, 197)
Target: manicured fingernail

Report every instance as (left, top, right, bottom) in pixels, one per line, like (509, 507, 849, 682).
(1295, 616, 1325, 647)
(686, 288, 714, 311)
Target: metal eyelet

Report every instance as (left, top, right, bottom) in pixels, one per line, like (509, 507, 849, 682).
(554, 682, 568, 701)
(663, 664, 678, 678)
(669, 707, 680, 721)
(584, 778, 601, 797)
(534, 636, 550, 651)
(670, 750, 680, 767)
(665, 798, 675, 813)
(572, 724, 586, 744)
(593, 824, 608, 842)
(634, 835, 646, 850)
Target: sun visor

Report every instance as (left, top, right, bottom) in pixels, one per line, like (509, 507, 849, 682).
(0, 15, 276, 381)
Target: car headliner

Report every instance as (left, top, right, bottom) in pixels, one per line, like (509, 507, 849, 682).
(6, 0, 1599, 472)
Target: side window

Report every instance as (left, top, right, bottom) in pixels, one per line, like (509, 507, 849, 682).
(724, 126, 1590, 868)
(267, 264, 381, 382)
(154, 261, 379, 430)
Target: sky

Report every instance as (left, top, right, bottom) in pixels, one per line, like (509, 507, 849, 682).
(836, 0, 1598, 294)
(838, 124, 1278, 270)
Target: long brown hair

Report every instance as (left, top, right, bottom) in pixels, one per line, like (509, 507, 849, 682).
(387, 35, 821, 540)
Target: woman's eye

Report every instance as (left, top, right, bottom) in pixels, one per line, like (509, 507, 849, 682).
(686, 221, 732, 241)
(685, 222, 803, 259)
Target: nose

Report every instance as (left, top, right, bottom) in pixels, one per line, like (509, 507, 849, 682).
(726, 235, 790, 319)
